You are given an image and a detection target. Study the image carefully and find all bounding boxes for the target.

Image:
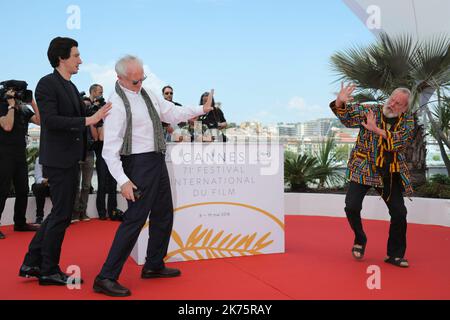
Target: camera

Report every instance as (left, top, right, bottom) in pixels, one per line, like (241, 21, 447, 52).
(85, 95, 106, 117)
(0, 80, 33, 104)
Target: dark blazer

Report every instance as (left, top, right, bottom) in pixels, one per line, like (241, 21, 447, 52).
(35, 70, 87, 168)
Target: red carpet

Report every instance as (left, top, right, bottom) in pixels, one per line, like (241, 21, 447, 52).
(0, 216, 449, 300)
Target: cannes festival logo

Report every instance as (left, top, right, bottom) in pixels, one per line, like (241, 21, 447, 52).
(142, 202, 284, 262)
(166, 202, 284, 261)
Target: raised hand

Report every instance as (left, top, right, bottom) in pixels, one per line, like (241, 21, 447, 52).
(86, 102, 112, 126)
(336, 82, 356, 107)
(202, 89, 215, 113)
(6, 89, 16, 107)
(92, 102, 112, 124)
(361, 110, 378, 132)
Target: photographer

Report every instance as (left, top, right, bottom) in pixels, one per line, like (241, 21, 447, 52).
(198, 91, 227, 142)
(31, 157, 50, 225)
(88, 84, 122, 221)
(71, 89, 98, 222)
(161, 86, 184, 141)
(0, 81, 40, 239)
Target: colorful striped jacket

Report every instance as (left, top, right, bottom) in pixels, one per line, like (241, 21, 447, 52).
(330, 100, 415, 197)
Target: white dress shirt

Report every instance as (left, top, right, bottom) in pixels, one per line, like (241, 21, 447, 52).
(102, 84, 205, 187)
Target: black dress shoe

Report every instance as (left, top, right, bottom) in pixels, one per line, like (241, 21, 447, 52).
(14, 224, 39, 232)
(93, 276, 131, 297)
(39, 271, 84, 286)
(98, 216, 107, 221)
(0, 230, 5, 239)
(109, 208, 124, 221)
(141, 267, 181, 279)
(19, 265, 41, 279)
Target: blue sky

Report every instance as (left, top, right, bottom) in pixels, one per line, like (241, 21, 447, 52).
(0, 0, 375, 124)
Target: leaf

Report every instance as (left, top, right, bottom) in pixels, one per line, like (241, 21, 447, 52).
(226, 234, 242, 249)
(171, 230, 184, 249)
(191, 229, 209, 247)
(233, 235, 249, 250)
(193, 250, 204, 260)
(254, 240, 274, 252)
(208, 230, 224, 247)
(244, 233, 257, 250)
(217, 233, 233, 248)
(202, 229, 213, 247)
(205, 249, 213, 259)
(252, 232, 272, 250)
(186, 225, 203, 247)
(180, 252, 194, 261)
(211, 250, 226, 258)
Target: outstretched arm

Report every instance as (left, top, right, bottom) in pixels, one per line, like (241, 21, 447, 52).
(330, 83, 367, 128)
(159, 89, 215, 124)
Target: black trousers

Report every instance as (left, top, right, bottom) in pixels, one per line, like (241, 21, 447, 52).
(95, 148, 117, 217)
(23, 165, 79, 275)
(99, 152, 173, 280)
(31, 183, 51, 219)
(0, 149, 28, 226)
(345, 174, 408, 258)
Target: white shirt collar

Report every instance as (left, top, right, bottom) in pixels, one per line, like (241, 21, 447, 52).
(118, 82, 142, 96)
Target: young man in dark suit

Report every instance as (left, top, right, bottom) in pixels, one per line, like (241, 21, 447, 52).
(19, 37, 111, 286)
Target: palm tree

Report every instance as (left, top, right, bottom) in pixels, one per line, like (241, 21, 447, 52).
(315, 136, 345, 189)
(412, 35, 450, 154)
(26, 146, 39, 176)
(430, 95, 450, 175)
(284, 153, 328, 192)
(331, 32, 450, 186)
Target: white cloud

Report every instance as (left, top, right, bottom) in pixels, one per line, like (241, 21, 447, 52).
(80, 63, 116, 96)
(288, 96, 307, 111)
(80, 63, 167, 99)
(287, 96, 323, 113)
(285, 96, 329, 121)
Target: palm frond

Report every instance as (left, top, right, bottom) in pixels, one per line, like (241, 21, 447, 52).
(411, 34, 450, 86)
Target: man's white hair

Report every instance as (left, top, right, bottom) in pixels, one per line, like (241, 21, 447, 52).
(391, 87, 412, 108)
(115, 55, 143, 76)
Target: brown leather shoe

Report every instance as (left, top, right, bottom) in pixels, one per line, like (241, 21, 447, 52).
(141, 267, 181, 279)
(14, 224, 39, 232)
(93, 276, 131, 297)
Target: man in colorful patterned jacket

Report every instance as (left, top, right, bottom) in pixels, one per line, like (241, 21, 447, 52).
(330, 83, 415, 268)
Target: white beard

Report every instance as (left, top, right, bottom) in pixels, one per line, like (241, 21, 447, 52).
(383, 103, 399, 118)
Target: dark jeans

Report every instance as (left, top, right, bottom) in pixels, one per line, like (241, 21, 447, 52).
(99, 152, 173, 280)
(31, 183, 51, 219)
(344, 174, 408, 258)
(23, 165, 79, 275)
(0, 149, 28, 226)
(95, 147, 117, 218)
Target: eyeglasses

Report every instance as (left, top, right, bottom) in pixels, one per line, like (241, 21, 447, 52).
(164, 92, 173, 95)
(129, 75, 147, 85)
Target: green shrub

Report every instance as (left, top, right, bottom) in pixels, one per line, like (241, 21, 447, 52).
(416, 176, 450, 199)
(430, 174, 450, 185)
